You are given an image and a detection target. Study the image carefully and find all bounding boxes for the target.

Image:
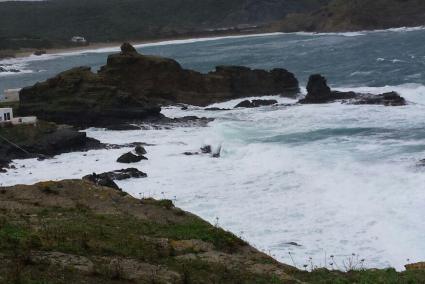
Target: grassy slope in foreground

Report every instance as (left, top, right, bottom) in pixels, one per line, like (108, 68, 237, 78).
(1, 180, 425, 283)
(0, 180, 297, 283)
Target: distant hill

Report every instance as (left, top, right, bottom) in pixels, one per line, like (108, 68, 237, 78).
(0, 0, 327, 50)
(272, 0, 425, 32)
(2, 0, 425, 52)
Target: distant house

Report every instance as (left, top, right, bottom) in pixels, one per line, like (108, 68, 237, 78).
(1, 89, 20, 103)
(0, 108, 13, 123)
(0, 108, 37, 126)
(71, 36, 87, 44)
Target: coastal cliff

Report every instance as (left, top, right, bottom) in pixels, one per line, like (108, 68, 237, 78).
(272, 0, 425, 32)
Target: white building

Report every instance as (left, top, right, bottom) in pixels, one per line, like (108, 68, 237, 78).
(0, 108, 37, 126)
(1, 89, 20, 103)
(0, 108, 13, 123)
(71, 36, 87, 43)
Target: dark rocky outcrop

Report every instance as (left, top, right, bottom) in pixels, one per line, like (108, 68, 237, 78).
(234, 99, 278, 108)
(200, 145, 212, 154)
(205, 107, 231, 111)
(19, 43, 299, 128)
(0, 121, 103, 171)
(34, 50, 46, 56)
(135, 145, 147, 155)
(117, 152, 147, 163)
(299, 74, 406, 106)
(83, 168, 147, 190)
(85, 168, 147, 181)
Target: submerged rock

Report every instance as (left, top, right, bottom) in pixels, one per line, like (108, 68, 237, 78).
(299, 74, 406, 106)
(117, 152, 147, 163)
(234, 99, 278, 108)
(19, 43, 299, 128)
(204, 107, 231, 111)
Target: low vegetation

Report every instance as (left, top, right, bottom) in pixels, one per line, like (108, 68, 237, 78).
(0, 0, 326, 51)
(0, 180, 424, 283)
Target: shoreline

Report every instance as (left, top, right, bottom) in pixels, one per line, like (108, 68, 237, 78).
(10, 31, 274, 60)
(6, 24, 425, 61)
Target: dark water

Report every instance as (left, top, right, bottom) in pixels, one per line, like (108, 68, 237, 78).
(2, 28, 425, 95)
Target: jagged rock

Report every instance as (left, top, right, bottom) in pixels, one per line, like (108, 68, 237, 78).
(299, 74, 406, 106)
(19, 43, 299, 127)
(135, 145, 147, 155)
(34, 50, 46, 56)
(204, 107, 231, 111)
(120, 42, 137, 54)
(83, 168, 147, 190)
(200, 145, 212, 154)
(117, 152, 147, 163)
(0, 122, 104, 170)
(83, 173, 120, 190)
(234, 99, 278, 108)
(353, 91, 406, 106)
(183, 152, 199, 156)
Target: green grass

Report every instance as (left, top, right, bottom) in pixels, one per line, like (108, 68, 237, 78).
(292, 268, 425, 284)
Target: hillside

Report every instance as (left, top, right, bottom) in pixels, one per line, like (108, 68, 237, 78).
(272, 0, 425, 32)
(0, 0, 327, 51)
(1, 179, 425, 283)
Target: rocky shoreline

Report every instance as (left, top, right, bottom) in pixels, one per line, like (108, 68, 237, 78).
(18, 43, 299, 128)
(0, 121, 104, 172)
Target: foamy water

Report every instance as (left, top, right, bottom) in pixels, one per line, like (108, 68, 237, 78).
(2, 29, 425, 270)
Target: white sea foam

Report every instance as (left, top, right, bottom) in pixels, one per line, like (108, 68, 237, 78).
(2, 84, 425, 270)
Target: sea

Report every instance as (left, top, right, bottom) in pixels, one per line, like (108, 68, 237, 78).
(1, 28, 425, 270)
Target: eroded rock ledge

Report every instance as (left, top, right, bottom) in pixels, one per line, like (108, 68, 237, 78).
(299, 74, 406, 106)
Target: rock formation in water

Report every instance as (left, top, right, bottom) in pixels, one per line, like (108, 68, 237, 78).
(19, 43, 299, 128)
(299, 74, 406, 106)
(0, 121, 103, 171)
(234, 99, 278, 108)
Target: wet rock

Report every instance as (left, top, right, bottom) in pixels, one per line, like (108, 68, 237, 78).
(285, 242, 302, 247)
(212, 146, 221, 158)
(34, 50, 46, 56)
(200, 145, 212, 154)
(135, 145, 147, 155)
(183, 152, 199, 156)
(83, 168, 147, 190)
(106, 124, 142, 130)
(0, 123, 104, 169)
(117, 152, 147, 163)
(353, 91, 406, 106)
(299, 74, 406, 106)
(205, 107, 231, 111)
(234, 99, 278, 108)
(83, 173, 121, 190)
